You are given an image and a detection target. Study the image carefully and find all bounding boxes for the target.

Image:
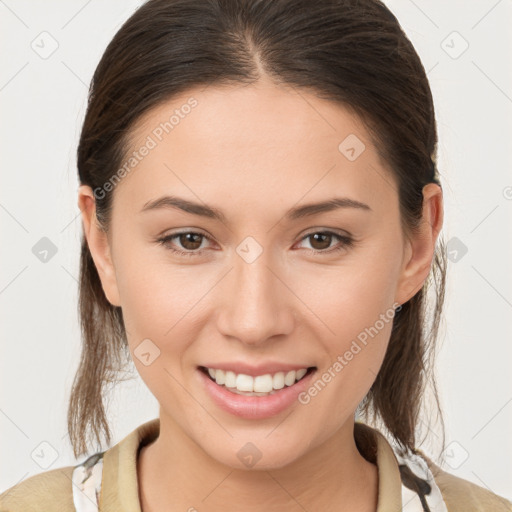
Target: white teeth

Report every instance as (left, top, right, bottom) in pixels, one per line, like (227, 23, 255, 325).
(224, 371, 236, 388)
(273, 372, 285, 390)
(236, 373, 254, 392)
(296, 368, 307, 380)
(215, 369, 226, 385)
(205, 367, 312, 393)
(254, 374, 273, 393)
(284, 370, 296, 386)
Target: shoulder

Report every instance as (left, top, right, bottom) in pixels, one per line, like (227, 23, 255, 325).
(0, 450, 106, 512)
(418, 450, 512, 511)
(0, 419, 159, 512)
(0, 465, 76, 511)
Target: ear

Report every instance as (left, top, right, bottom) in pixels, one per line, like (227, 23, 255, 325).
(395, 183, 444, 306)
(77, 185, 121, 307)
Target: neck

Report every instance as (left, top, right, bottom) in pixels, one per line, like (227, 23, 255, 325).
(137, 412, 378, 512)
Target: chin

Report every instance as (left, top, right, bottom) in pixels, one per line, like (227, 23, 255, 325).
(201, 434, 310, 472)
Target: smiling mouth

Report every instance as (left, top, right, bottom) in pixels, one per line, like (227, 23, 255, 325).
(198, 365, 317, 396)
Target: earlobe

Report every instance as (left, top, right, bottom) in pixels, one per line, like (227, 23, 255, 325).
(77, 185, 121, 307)
(395, 183, 444, 305)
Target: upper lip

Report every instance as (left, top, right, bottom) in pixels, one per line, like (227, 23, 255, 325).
(199, 362, 316, 377)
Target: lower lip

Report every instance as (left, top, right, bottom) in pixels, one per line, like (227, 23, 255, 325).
(197, 367, 316, 420)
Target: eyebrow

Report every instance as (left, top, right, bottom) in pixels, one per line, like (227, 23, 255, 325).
(140, 195, 371, 222)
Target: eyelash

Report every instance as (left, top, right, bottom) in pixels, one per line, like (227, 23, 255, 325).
(156, 230, 354, 257)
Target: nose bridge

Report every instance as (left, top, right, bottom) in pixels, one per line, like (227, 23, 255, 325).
(216, 243, 294, 345)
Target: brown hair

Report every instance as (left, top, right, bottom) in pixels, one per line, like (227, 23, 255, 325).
(69, 0, 446, 458)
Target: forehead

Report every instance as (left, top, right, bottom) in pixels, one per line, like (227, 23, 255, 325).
(113, 81, 398, 219)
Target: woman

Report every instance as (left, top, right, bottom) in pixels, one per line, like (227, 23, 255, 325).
(1, 0, 510, 510)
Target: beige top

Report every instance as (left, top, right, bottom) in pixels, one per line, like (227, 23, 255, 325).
(1, 418, 511, 511)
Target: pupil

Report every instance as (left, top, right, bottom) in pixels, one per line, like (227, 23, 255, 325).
(181, 233, 202, 250)
(311, 233, 330, 250)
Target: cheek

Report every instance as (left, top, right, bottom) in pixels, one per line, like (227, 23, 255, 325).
(113, 239, 194, 334)
(111, 246, 196, 380)
(299, 307, 394, 436)
(114, 259, 200, 420)
(291, 238, 401, 414)
(291, 238, 401, 345)
(116, 271, 169, 338)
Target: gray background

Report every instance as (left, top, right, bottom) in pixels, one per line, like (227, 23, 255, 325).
(1, 0, 511, 500)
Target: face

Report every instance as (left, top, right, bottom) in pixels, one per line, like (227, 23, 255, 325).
(79, 79, 442, 470)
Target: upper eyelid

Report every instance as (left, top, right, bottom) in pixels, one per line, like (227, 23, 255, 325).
(159, 227, 351, 239)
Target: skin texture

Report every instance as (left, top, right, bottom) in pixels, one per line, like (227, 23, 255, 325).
(78, 78, 443, 511)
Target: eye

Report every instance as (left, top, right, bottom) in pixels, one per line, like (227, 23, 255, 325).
(156, 229, 354, 258)
(156, 231, 211, 257)
(296, 231, 354, 255)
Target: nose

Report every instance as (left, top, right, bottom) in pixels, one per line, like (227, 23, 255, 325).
(216, 249, 295, 347)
